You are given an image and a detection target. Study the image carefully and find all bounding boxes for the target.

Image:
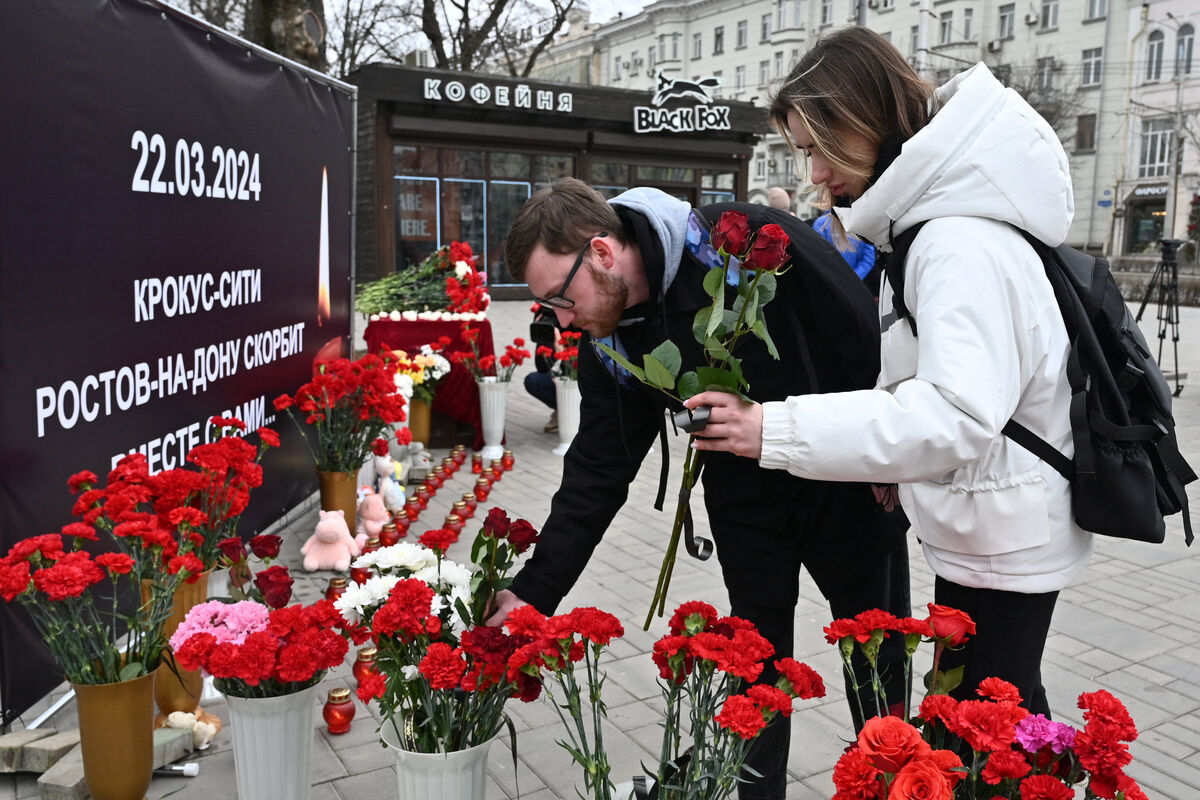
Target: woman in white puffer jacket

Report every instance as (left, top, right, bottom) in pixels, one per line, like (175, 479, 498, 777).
(686, 26, 1092, 716)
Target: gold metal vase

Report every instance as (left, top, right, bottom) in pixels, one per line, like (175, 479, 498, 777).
(72, 671, 155, 800)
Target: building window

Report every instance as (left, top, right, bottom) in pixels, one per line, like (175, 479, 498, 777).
(671, 33, 679, 60)
(711, 70, 722, 97)
(657, 35, 665, 61)
(713, 26, 724, 55)
(1085, 0, 1106, 20)
(1040, 0, 1058, 30)
(821, 0, 833, 27)
(759, 60, 771, 86)
(736, 20, 748, 49)
(630, 50, 639, 75)
(648, 47, 656, 72)
(910, 25, 919, 57)
(790, 47, 800, 66)
(692, 32, 702, 60)
(939, 11, 952, 45)
(1075, 114, 1096, 151)
(1036, 56, 1055, 91)
(735, 64, 746, 90)
(756, 152, 767, 179)
(1178, 24, 1195, 76)
(1147, 30, 1164, 81)
(614, 56, 622, 79)
(1139, 118, 1172, 178)
(963, 8, 972, 40)
(998, 4, 1015, 39)
(993, 63, 1012, 85)
(1082, 48, 1102, 86)
(882, 0, 894, 8)
(761, 14, 772, 41)
(774, 50, 785, 77)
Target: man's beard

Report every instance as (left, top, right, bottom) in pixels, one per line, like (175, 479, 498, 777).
(582, 263, 629, 337)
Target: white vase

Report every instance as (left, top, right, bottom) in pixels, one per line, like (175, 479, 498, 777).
(224, 682, 322, 800)
(477, 378, 507, 461)
(553, 378, 581, 456)
(380, 721, 494, 800)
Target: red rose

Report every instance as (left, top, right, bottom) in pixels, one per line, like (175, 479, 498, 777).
(921, 749, 966, 790)
(711, 211, 752, 256)
(889, 758, 951, 800)
(714, 694, 768, 740)
(482, 507, 510, 538)
(856, 716, 930, 774)
(1018, 774, 1075, 800)
(218, 536, 247, 564)
(926, 603, 976, 646)
(249, 534, 282, 560)
(254, 565, 294, 608)
(506, 519, 539, 554)
(743, 224, 791, 272)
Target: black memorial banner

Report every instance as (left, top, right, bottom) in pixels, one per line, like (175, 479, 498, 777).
(0, 0, 355, 724)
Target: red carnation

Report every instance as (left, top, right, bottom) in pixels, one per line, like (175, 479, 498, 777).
(981, 747, 1032, 785)
(95, 552, 135, 575)
(774, 658, 826, 700)
(652, 634, 694, 683)
(61, 522, 98, 541)
(747, 684, 794, 717)
(419, 528, 459, 554)
(371, 437, 389, 457)
(824, 617, 867, 645)
(257, 427, 280, 448)
(67, 470, 98, 493)
(668, 600, 719, 635)
(419, 642, 467, 689)
(715, 693, 768, 740)
(357, 671, 386, 703)
(978, 676, 1023, 704)
(568, 607, 624, 646)
(1018, 773, 1075, 800)
(831, 747, 883, 799)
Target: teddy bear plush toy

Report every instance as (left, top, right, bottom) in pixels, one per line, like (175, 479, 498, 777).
(356, 489, 390, 543)
(301, 509, 361, 572)
(374, 454, 405, 513)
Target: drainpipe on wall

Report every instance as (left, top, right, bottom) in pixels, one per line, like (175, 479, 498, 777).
(1110, 3, 1151, 258)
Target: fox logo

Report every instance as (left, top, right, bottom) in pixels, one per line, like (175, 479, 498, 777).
(651, 71, 722, 107)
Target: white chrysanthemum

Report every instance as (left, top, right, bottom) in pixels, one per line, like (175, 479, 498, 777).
(401, 664, 420, 681)
(361, 573, 401, 601)
(373, 542, 437, 574)
(333, 581, 377, 625)
(413, 559, 471, 591)
(430, 591, 470, 635)
(454, 261, 472, 279)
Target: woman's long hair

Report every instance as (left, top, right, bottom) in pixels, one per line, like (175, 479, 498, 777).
(770, 27, 935, 244)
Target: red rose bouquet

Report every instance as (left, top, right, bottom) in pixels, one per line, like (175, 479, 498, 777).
(272, 351, 407, 472)
(451, 323, 531, 382)
(594, 210, 795, 627)
(0, 455, 207, 684)
(332, 508, 543, 753)
(507, 600, 825, 800)
(824, 604, 1149, 800)
(170, 599, 348, 698)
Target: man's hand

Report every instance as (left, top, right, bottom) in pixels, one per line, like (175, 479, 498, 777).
(484, 589, 528, 627)
(683, 392, 764, 460)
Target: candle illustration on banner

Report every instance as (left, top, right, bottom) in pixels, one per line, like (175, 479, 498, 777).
(317, 166, 330, 325)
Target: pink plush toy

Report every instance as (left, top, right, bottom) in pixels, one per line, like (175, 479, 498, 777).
(356, 490, 390, 542)
(301, 509, 361, 572)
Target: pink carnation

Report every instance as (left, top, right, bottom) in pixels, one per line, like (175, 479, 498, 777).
(171, 600, 271, 649)
(1014, 714, 1077, 755)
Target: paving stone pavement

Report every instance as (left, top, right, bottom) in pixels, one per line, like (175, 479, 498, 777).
(4, 298, 1199, 800)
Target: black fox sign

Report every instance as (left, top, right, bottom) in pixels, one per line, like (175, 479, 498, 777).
(651, 71, 722, 106)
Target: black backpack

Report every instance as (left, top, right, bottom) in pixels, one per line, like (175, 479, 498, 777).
(886, 221, 1195, 546)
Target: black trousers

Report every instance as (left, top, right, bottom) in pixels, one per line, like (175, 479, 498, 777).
(933, 576, 1059, 717)
(702, 469, 912, 800)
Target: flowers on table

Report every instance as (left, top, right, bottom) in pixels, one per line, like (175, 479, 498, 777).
(333, 508, 542, 753)
(394, 343, 452, 405)
(451, 323, 531, 382)
(507, 599, 825, 800)
(272, 351, 407, 473)
(0, 455, 207, 684)
(824, 604, 1148, 800)
(356, 240, 490, 316)
(170, 599, 348, 698)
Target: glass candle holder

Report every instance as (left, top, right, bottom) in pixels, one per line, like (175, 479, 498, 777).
(444, 514, 464, 535)
(471, 452, 483, 474)
(452, 500, 469, 522)
(405, 497, 421, 522)
(379, 522, 400, 548)
(474, 476, 492, 502)
(442, 457, 457, 475)
(490, 460, 504, 481)
(325, 576, 348, 602)
(462, 493, 478, 515)
(415, 487, 431, 509)
(502, 449, 515, 471)
(323, 687, 355, 735)
(452, 446, 468, 466)
(395, 515, 411, 535)
(352, 646, 379, 686)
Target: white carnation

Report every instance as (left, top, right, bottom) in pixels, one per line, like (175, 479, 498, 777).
(389, 310, 402, 321)
(373, 542, 437, 574)
(402, 310, 418, 321)
(401, 664, 421, 681)
(454, 262, 472, 279)
(333, 581, 377, 625)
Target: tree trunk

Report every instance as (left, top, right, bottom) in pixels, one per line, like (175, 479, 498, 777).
(245, 0, 327, 71)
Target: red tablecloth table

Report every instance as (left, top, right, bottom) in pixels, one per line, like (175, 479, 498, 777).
(364, 318, 495, 449)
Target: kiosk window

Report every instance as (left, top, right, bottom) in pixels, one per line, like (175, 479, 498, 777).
(590, 161, 629, 185)
(488, 181, 533, 285)
(394, 145, 437, 176)
(638, 165, 695, 183)
(534, 154, 575, 182)
(445, 149, 485, 178)
(490, 151, 530, 179)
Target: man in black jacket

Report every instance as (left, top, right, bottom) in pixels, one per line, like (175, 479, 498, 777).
(489, 179, 908, 799)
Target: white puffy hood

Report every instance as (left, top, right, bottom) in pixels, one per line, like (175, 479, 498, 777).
(836, 63, 1074, 247)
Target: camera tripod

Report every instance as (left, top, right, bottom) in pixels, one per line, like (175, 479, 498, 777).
(1135, 238, 1186, 397)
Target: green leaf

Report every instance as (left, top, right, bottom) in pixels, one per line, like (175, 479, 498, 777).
(705, 293, 725, 338)
(751, 320, 779, 359)
(702, 266, 725, 298)
(743, 294, 758, 328)
(594, 343, 645, 382)
(677, 371, 702, 399)
(927, 665, 966, 695)
(704, 337, 731, 362)
(731, 294, 747, 316)
(119, 661, 144, 682)
(754, 271, 777, 306)
(692, 306, 712, 342)
(643, 355, 676, 391)
(695, 367, 739, 392)
(648, 341, 682, 378)
(726, 355, 747, 391)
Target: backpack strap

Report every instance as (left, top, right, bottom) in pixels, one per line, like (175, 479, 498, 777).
(1002, 420, 1075, 481)
(884, 219, 928, 337)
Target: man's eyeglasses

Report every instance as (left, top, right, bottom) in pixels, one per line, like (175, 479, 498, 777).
(534, 232, 607, 310)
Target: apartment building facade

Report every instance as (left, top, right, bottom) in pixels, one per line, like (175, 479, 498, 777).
(535, 0, 1198, 258)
